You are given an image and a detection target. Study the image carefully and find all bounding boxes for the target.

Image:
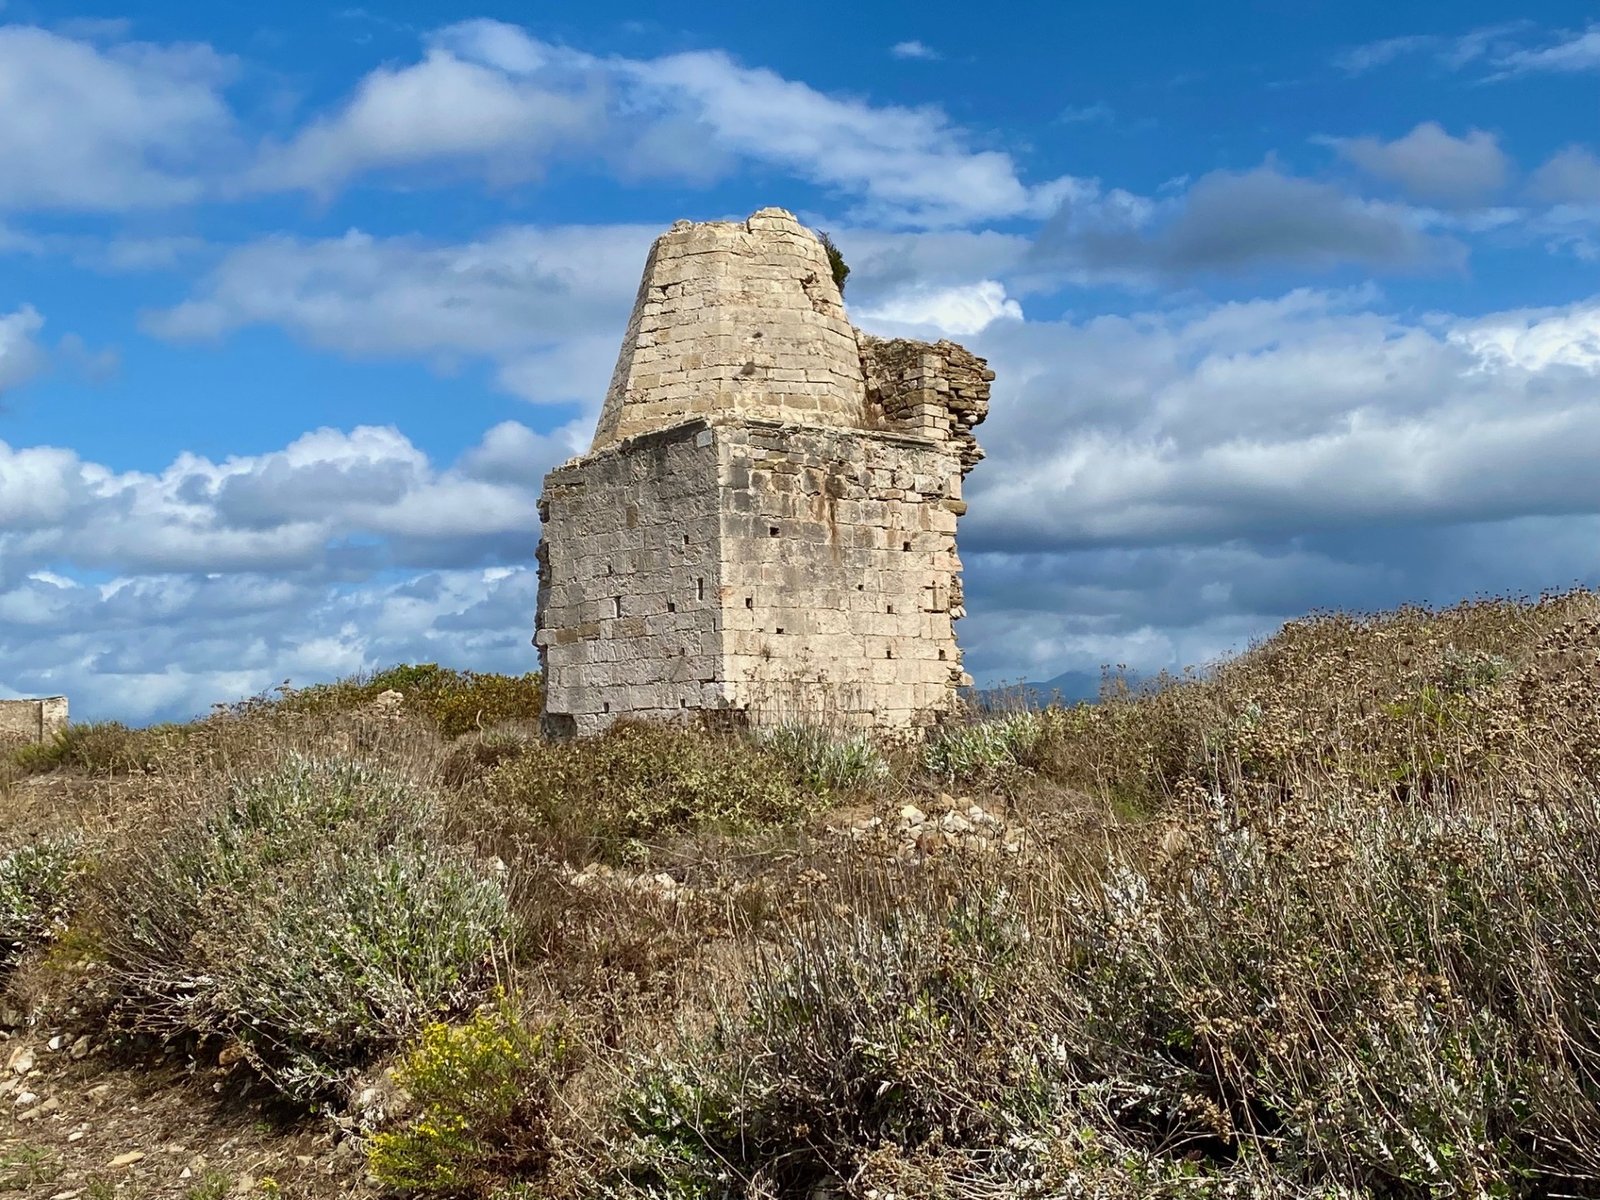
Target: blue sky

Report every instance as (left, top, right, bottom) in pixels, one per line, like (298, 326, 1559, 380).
(4, 2, 1600, 721)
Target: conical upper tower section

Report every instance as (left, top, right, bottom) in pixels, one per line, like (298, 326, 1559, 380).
(590, 207, 867, 450)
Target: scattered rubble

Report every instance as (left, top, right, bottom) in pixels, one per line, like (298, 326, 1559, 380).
(834, 793, 1028, 863)
(565, 863, 690, 902)
(369, 689, 405, 714)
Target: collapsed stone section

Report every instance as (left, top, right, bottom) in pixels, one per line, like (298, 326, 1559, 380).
(861, 335, 993, 475)
(536, 207, 992, 735)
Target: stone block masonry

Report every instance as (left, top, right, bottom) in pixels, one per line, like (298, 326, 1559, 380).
(536, 207, 991, 735)
(0, 697, 68, 747)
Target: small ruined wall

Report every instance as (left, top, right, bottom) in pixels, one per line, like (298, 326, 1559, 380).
(536, 425, 726, 736)
(861, 335, 993, 475)
(716, 422, 967, 729)
(0, 696, 68, 746)
(591, 208, 866, 450)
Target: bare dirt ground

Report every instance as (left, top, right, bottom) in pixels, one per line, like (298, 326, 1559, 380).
(0, 1032, 373, 1198)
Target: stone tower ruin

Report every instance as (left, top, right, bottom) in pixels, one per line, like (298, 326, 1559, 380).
(534, 207, 991, 736)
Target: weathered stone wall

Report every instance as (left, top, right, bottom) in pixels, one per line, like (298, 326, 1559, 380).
(538, 419, 968, 733)
(716, 422, 966, 728)
(0, 696, 68, 747)
(861, 335, 993, 474)
(591, 208, 866, 450)
(536, 425, 725, 736)
(537, 206, 991, 735)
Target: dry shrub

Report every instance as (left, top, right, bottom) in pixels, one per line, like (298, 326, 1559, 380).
(440, 728, 538, 791)
(89, 753, 511, 1103)
(275, 663, 543, 738)
(1000, 591, 1600, 818)
(469, 720, 810, 865)
(9, 720, 193, 777)
(607, 785, 1600, 1198)
(0, 835, 81, 976)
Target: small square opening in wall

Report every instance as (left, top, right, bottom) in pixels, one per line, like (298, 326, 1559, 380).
(775, 627, 785, 635)
(667, 601, 676, 613)
(856, 583, 864, 591)
(745, 596, 753, 609)
(611, 596, 622, 618)
(902, 540, 912, 552)
(602, 702, 611, 713)
(886, 648, 895, 659)
(680, 698, 688, 708)
(683, 534, 690, 546)
(886, 603, 894, 614)
(769, 526, 780, 537)
(938, 648, 948, 660)
(606, 562, 614, 575)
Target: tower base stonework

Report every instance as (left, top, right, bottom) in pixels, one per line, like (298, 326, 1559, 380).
(535, 208, 990, 735)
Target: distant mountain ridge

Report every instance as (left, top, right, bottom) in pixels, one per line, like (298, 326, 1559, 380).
(972, 669, 1104, 710)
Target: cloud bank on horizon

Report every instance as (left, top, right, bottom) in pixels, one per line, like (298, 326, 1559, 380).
(3, 4, 1600, 721)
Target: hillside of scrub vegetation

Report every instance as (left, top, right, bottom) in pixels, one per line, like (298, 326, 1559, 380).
(5, 593, 1600, 1198)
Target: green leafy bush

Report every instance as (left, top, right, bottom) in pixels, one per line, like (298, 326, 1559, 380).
(92, 754, 510, 1102)
(476, 721, 809, 863)
(0, 837, 80, 973)
(367, 996, 571, 1197)
(753, 724, 889, 796)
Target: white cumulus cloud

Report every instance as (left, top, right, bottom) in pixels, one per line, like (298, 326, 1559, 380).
(0, 24, 237, 211)
(0, 306, 46, 395)
(857, 280, 1023, 336)
(249, 19, 1076, 227)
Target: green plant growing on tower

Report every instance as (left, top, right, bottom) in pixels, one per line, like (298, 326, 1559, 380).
(818, 231, 850, 294)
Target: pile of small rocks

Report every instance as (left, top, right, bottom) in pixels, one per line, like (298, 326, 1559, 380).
(836, 793, 1027, 863)
(565, 862, 690, 903)
(368, 688, 405, 715)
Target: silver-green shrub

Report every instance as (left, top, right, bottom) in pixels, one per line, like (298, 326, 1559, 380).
(611, 792, 1600, 1198)
(93, 754, 510, 1102)
(0, 836, 80, 973)
(921, 713, 1044, 782)
(753, 724, 889, 796)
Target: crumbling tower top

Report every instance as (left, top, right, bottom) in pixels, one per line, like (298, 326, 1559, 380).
(590, 207, 867, 450)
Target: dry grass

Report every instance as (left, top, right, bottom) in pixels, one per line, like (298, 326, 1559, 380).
(4, 596, 1600, 1198)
